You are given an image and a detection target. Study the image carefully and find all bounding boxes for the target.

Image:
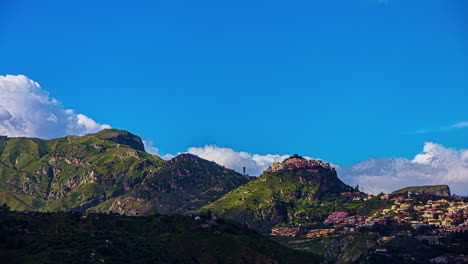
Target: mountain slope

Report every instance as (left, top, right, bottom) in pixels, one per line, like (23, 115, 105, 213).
(0, 210, 322, 264)
(92, 153, 251, 215)
(200, 155, 353, 232)
(0, 129, 164, 211)
(0, 129, 249, 214)
(391, 185, 451, 196)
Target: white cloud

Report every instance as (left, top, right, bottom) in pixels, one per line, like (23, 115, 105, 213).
(0, 74, 110, 139)
(180, 145, 334, 176)
(185, 145, 290, 176)
(143, 140, 177, 160)
(4, 74, 465, 195)
(338, 142, 468, 195)
(142, 139, 160, 155)
(452, 121, 468, 129)
(157, 142, 467, 195)
(161, 153, 175, 160)
(0, 105, 12, 121)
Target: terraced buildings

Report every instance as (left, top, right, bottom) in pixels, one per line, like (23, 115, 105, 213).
(268, 154, 333, 172)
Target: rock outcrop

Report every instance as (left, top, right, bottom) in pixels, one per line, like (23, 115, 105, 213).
(391, 185, 451, 196)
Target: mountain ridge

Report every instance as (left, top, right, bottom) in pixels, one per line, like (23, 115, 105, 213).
(199, 154, 354, 232)
(91, 153, 251, 215)
(391, 184, 451, 196)
(0, 129, 249, 214)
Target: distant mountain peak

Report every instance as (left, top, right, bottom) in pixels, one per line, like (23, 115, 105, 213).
(391, 185, 451, 196)
(93, 129, 145, 152)
(170, 153, 203, 162)
(165, 153, 222, 168)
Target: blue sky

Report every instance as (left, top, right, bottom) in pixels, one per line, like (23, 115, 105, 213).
(1, 0, 467, 167)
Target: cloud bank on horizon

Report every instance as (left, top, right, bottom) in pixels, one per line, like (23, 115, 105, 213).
(186, 145, 292, 176)
(0, 75, 110, 139)
(157, 145, 324, 176)
(1, 74, 467, 195)
(161, 143, 468, 195)
(338, 142, 468, 195)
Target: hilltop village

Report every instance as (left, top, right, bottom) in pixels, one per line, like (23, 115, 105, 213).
(258, 156, 468, 262)
(268, 154, 334, 172)
(0, 137, 466, 264)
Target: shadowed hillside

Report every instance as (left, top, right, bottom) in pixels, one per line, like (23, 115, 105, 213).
(0, 210, 322, 264)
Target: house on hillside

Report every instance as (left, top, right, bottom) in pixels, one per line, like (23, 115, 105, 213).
(270, 227, 301, 237)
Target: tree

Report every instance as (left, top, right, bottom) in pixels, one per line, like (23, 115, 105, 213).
(1, 203, 10, 212)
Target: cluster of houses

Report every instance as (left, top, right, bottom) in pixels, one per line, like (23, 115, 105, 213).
(376, 195, 468, 233)
(270, 193, 468, 242)
(270, 211, 388, 238)
(323, 211, 388, 234)
(340, 191, 373, 201)
(322, 196, 468, 236)
(270, 227, 301, 237)
(270, 227, 335, 239)
(269, 154, 333, 172)
(303, 228, 335, 238)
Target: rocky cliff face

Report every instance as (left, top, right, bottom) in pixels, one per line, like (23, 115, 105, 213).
(200, 155, 353, 232)
(0, 129, 248, 214)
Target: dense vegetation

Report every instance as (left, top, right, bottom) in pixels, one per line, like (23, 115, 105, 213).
(0, 209, 322, 264)
(0, 129, 249, 215)
(199, 165, 354, 232)
(2, 129, 464, 264)
(92, 153, 250, 215)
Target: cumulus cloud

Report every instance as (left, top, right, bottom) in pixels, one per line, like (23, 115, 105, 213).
(5, 74, 465, 195)
(161, 153, 175, 160)
(338, 142, 468, 195)
(158, 142, 467, 195)
(0, 105, 12, 121)
(142, 139, 160, 155)
(143, 140, 177, 160)
(0, 75, 110, 139)
(186, 145, 290, 175)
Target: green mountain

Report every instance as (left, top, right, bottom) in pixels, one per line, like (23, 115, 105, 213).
(199, 154, 354, 232)
(0, 210, 322, 264)
(391, 185, 451, 196)
(92, 153, 251, 215)
(0, 129, 249, 214)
